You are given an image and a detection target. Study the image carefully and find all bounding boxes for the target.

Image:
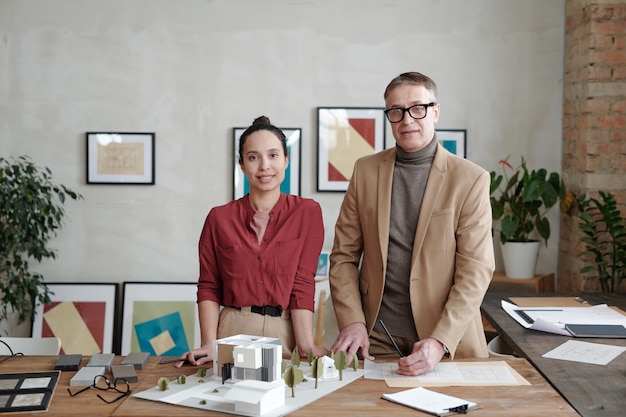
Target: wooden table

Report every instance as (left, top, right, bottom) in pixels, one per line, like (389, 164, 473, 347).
(0, 355, 578, 416)
(481, 292, 626, 417)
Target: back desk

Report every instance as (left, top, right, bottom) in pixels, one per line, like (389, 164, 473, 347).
(0, 354, 577, 416)
(481, 292, 626, 417)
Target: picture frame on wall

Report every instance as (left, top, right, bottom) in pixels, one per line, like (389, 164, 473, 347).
(86, 132, 155, 184)
(384, 126, 467, 158)
(435, 129, 466, 157)
(31, 283, 119, 354)
(317, 107, 386, 192)
(233, 127, 301, 199)
(120, 282, 200, 356)
(315, 252, 329, 281)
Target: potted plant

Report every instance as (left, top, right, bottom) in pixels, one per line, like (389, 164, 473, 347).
(573, 191, 625, 293)
(490, 156, 565, 278)
(0, 155, 82, 333)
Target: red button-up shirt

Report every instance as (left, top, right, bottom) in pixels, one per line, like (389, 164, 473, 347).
(197, 193, 324, 312)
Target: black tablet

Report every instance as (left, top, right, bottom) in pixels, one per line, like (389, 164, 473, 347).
(565, 324, 626, 338)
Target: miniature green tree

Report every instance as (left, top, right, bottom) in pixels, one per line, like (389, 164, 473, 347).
(284, 365, 304, 398)
(311, 356, 324, 389)
(352, 354, 359, 371)
(291, 345, 300, 367)
(307, 348, 315, 366)
(334, 351, 348, 381)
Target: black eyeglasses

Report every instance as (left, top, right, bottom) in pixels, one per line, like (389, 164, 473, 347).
(68, 375, 131, 404)
(384, 103, 436, 123)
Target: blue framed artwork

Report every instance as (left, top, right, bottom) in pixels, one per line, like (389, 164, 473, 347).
(233, 127, 301, 199)
(316, 252, 329, 280)
(436, 129, 466, 157)
(120, 282, 200, 356)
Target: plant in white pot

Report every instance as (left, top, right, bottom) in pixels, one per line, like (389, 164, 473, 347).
(0, 156, 82, 333)
(490, 156, 565, 279)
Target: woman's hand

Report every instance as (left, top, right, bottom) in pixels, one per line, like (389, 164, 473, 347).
(174, 346, 213, 368)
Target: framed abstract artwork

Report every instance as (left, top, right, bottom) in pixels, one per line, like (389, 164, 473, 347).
(317, 107, 385, 191)
(120, 282, 200, 356)
(86, 132, 155, 184)
(31, 283, 119, 354)
(315, 252, 329, 281)
(232, 127, 301, 199)
(435, 129, 466, 157)
(384, 126, 466, 158)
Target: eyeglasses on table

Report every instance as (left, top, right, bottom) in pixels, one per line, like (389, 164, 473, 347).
(67, 374, 132, 404)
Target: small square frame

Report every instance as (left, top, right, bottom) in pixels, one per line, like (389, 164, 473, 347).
(233, 127, 301, 199)
(31, 283, 119, 354)
(120, 282, 200, 356)
(317, 107, 385, 192)
(86, 132, 155, 184)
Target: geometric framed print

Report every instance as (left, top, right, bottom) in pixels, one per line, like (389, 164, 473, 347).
(436, 129, 466, 158)
(317, 107, 386, 192)
(120, 282, 200, 356)
(31, 282, 119, 354)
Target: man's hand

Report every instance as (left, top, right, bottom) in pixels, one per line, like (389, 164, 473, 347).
(396, 337, 445, 376)
(330, 322, 374, 361)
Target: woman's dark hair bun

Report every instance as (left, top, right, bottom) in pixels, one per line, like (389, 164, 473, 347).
(252, 116, 271, 125)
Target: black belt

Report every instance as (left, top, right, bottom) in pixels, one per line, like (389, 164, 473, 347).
(250, 305, 282, 317)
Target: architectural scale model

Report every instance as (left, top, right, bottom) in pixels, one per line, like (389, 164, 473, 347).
(133, 334, 364, 417)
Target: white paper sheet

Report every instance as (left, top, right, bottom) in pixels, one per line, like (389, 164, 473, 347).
(364, 360, 524, 386)
(542, 340, 626, 365)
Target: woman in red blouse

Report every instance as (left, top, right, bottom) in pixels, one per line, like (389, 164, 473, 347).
(177, 116, 329, 367)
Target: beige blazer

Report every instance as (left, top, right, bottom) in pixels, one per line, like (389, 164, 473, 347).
(329, 144, 495, 358)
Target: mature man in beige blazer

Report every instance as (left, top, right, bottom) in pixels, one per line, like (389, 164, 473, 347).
(329, 72, 495, 376)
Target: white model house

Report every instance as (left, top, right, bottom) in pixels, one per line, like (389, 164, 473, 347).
(213, 335, 284, 415)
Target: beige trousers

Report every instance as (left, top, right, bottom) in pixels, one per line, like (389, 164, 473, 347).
(217, 306, 295, 357)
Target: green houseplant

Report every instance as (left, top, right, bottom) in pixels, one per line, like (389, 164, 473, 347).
(490, 156, 565, 245)
(573, 191, 625, 293)
(490, 156, 565, 278)
(0, 155, 82, 328)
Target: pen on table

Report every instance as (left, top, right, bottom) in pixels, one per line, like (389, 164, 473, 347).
(158, 354, 208, 365)
(379, 319, 403, 357)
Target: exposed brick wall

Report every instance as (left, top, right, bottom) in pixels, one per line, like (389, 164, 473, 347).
(559, 0, 626, 292)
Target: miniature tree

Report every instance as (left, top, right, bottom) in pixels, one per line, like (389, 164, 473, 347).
(311, 356, 324, 389)
(334, 351, 348, 381)
(307, 348, 315, 366)
(291, 345, 300, 367)
(284, 364, 304, 398)
(352, 354, 359, 371)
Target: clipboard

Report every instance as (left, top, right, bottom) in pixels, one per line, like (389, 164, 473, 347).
(382, 387, 481, 416)
(508, 297, 591, 307)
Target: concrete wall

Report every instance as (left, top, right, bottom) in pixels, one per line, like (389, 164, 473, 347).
(0, 0, 566, 339)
